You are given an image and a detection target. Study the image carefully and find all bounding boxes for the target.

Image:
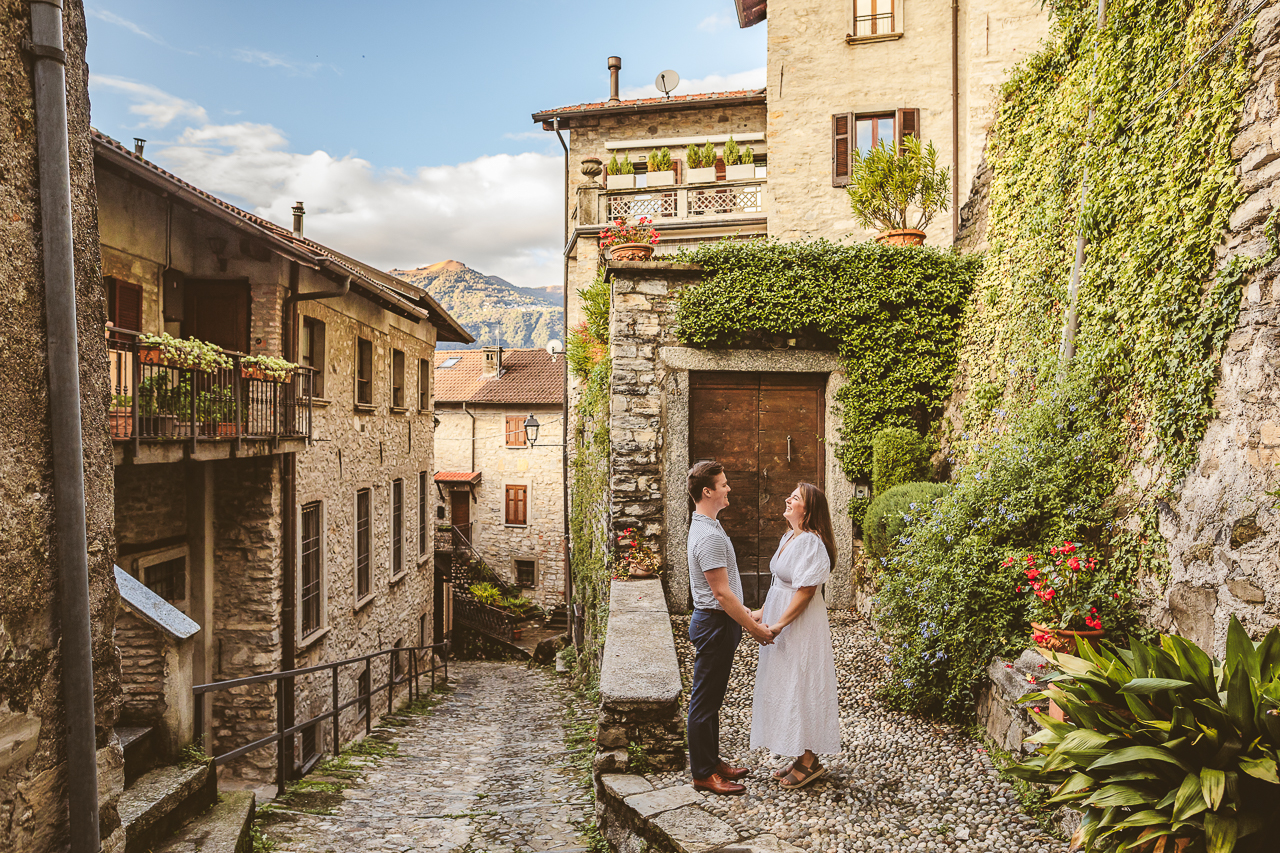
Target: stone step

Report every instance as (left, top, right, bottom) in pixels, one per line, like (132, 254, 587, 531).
(118, 761, 217, 853)
(117, 725, 159, 786)
(152, 790, 256, 853)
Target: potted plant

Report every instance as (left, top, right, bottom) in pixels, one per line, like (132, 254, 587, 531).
(685, 141, 718, 184)
(724, 137, 756, 181)
(606, 154, 636, 190)
(109, 394, 133, 439)
(198, 385, 239, 437)
(616, 527, 662, 579)
(1012, 617, 1280, 853)
(137, 372, 187, 437)
(598, 217, 660, 261)
(847, 135, 951, 246)
(241, 354, 299, 382)
(645, 147, 675, 187)
(1004, 541, 1122, 653)
(138, 333, 233, 372)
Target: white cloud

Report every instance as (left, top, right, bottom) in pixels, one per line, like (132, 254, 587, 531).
(90, 74, 209, 128)
(137, 100, 563, 290)
(87, 8, 196, 54)
(697, 13, 734, 32)
(619, 66, 765, 100)
(232, 49, 327, 76)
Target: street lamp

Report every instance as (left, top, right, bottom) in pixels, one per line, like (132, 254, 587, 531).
(523, 413, 540, 446)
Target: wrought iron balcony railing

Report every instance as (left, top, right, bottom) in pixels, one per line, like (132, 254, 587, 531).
(106, 329, 313, 447)
(600, 179, 767, 224)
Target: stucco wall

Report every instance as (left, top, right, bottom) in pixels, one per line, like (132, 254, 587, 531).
(0, 1, 124, 850)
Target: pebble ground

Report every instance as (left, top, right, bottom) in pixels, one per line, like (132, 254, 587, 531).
(648, 612, 1068, 853)
(261, 661, 595, 853)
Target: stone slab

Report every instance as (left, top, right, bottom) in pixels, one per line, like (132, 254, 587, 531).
(602, 774, 654, 801)
(153, 790, 255, 853)
(717, 834, 806, 853)
(650, 804, 740, 853)
(600, 580, 682, 706)
(115, 566, 200, 639)
(624, 784, 704, 818)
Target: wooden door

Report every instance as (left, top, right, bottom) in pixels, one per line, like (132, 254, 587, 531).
(450, 489, 471, 548)
(689, 372, 825, 608)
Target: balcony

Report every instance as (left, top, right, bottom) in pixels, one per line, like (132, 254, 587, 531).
(599, 178, 767, 225)
(107, 330, 312, 465)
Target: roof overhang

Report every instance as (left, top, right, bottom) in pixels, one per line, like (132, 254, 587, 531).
(435, 472, 482, 486)
(532, 91, 766, 130)
(734, 0, 767, 27)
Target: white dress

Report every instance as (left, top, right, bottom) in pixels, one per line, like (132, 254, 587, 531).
(749, 530, 841, 756)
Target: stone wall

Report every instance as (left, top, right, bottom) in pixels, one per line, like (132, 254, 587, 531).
(435, 403, 566, 605)
(607, 262, 855, 612)
(114, 463, 188, 546)
(117, 612, 167, 725)
(0, 1, 125, 850)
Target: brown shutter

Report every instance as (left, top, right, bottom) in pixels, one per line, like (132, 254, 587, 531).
(311, 320, 325, 398)
(714, 155, 726, 182)
(113, 280, 143, 333)
(896, 108, 920, 152)
(832, 113, 852, 187)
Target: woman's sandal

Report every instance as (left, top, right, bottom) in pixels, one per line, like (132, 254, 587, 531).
(771, 762, 794, 781)
(778, 757, 825, 790)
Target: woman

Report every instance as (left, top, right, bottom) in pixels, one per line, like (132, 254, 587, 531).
(749, 481, 840, 789)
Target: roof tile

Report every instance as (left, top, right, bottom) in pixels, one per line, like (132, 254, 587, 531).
(433, 349, 563, 405)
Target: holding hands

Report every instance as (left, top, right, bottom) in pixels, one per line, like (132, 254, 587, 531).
(749, 609, 780, 643)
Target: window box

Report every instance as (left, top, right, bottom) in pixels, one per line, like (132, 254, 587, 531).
(647, 170, 675, 187)
(607, 174, 635, 190)
(725, 164, 755, 181)
(687, 166, 717, 184)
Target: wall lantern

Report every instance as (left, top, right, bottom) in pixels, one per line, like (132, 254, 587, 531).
(523, 414, 540, 446)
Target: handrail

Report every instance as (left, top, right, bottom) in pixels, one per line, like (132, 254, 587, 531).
(194, 639, 449, 796)
(450, 524, 513, 595)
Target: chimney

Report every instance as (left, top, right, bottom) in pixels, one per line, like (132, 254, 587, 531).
(481, 346, 502, 378)
(608, 56, 622, 104)
(133, 138, 145, 156)
(292, 201, 305, 238)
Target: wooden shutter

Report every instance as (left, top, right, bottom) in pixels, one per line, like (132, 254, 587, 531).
(896, 108, 920, 152)
(714, 155, 726, 182)
(832, 113, 852, 187)
(505, 416, 526, 446)
(505, 485, 527, 525)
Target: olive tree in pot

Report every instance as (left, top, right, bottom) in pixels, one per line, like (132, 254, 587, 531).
(847, 136, 950, 246)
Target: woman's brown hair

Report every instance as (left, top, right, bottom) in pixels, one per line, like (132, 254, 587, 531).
(795, 482, 837, 568)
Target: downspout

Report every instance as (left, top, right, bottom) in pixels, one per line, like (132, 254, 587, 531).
(554, 117, 572, 611)
(952, 0, 960, 240)
(462, 402, 476, 471)
(27, 2, 100, 852)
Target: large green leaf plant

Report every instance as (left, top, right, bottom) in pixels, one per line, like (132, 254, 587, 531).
(1012, 618, 1280, 852)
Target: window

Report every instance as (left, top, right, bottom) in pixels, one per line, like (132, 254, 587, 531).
(391, 479, 404, 577)
(106, 277, 143, 336)
(300, 317, 325, 397)
(300, 723, 319, 767)
(516, 559, 536, 588)
(832, 108, 919, 186)
(852, 0, 898, 38)
(418, 471, 428, 556)
(418, 358, 431, 411)
(391, 349, 405, 409)
(300, 502, 324, 637)
(505, 484, 528, 526)
(392, 638, 404, 682)
(505, 415, 527, 448)
(357, 667, 370, 720)
(439, 355, 461, 369)
(355, 488, 371, 599)
(418, 613, 427, 649)
(355, 337, 373, 407)
(144, 556, 186, 602)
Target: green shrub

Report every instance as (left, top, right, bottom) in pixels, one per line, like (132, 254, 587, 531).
(1012, 617, 1280, 853)
(647, 147, 672, 173)
(469, 582, 502, 605)
(872, 427, 930, 496)
(864, 482, 949, 561)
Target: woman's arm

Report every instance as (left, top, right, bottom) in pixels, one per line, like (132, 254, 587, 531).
(767, 585, 816, 636)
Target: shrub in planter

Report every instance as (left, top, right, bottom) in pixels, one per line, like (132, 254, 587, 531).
(646, 147, 675, 186)
(872, 426, 931, 495)
(863, 481, 949, 561)
(138, 332, 233, 372)
(724, 137, 755, 180)
(1012, 618, 1280, 853)
(606, 154, 636, 190)
(469, 582, 502, 606)
(846, 135, 950, 241)
(685, 141, 718, 183)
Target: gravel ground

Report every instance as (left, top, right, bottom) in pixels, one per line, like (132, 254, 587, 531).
(646, 612, 1067, 853)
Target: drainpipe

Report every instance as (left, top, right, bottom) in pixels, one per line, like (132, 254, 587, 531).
(952, 0, 960, 240)
(462, 402, 476, 471)
(27, 2, 101, 852)
(553, 117, 573, 611)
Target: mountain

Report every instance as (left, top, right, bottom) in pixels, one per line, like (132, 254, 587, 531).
(390, 260, 563, 352)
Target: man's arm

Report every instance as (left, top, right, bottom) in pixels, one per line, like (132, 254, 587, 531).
(704, 568, 773, 644)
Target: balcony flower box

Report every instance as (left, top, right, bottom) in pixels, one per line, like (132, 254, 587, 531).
(646, 170, 675, 187)
(109, 411, 133, 439)
(606, 174, 635, 190)
(686, 166, 717, 184)
(726, 164, 755, 181)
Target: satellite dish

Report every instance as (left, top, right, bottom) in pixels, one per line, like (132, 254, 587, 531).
(655, 70, 680, 97)
(547, 339, 563, 361)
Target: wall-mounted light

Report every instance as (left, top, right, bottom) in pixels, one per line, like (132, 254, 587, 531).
(207, 236, 228, 272)
(523, 413, 540, 445)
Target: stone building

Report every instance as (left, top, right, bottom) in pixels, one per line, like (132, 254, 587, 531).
(433, 347, 567, 606)
(1, 2, 125, 851)
(94, 131, 470, 785)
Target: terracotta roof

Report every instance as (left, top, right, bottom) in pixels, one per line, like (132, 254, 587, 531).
(434, 471, 482, 484)
(531, 89, 766, 126)
(90, 130, 472, 343)
(433, 349, 564, 405)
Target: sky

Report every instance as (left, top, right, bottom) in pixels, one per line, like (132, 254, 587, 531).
(85, 1, 767, 291)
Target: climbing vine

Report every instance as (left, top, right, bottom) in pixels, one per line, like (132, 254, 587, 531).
(674, 239, 980, 490)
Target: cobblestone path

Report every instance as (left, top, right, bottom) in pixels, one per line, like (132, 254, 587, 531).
(648, 613, 1067, 853)
(263, 661, 595, 853)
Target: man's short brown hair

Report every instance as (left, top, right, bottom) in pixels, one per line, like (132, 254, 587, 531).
(688, 460, 725, 506)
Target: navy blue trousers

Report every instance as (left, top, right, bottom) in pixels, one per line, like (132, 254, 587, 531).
(687, 608, 742, 779)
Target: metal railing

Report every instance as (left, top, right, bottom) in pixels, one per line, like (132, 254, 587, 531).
(853, 9, 897, 37)
(193, 640, 449, 796)
(602, 179, 766, 223)
(106, 328, 313, 449)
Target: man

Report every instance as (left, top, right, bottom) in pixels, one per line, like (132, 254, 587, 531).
(686, 460, 775, 795)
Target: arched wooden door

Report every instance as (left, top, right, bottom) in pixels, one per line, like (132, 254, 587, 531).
(689, 372, 826, 608)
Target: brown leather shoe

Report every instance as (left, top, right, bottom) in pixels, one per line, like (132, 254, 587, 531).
(692, 772, 746, 795)
(716, 760, 750, 780)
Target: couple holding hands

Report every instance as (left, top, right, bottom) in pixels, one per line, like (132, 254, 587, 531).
(685, 460, 840, 795)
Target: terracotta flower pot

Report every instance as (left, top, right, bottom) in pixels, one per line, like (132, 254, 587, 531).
(108, 411, 133, 439)
(1031, 622, 1106, 654)
(610, 243, 655, 262)
(627, 567, 656, 579)
(139, 345, 164, 365)
(875, 229, 926, 247)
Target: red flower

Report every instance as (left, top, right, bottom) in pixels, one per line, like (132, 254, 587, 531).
(1025, 568, 1040, 580)
(1068, 557, 1081, 572)
(1061, 541, 1076, 554)
(1025, 554, 1037, 566)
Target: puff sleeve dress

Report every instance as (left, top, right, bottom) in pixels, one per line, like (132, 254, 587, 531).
(749, 530, 841, 756)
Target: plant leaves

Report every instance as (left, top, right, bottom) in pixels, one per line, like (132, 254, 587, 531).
(1238, 755, 1280, 784)
(1200, 767, 1225, 811)
(1083, 783, 1152, 808)
(1204, 810, 1238, 853)
(1088, 745, 1190, 772)
(1120, 678, 1194, 694)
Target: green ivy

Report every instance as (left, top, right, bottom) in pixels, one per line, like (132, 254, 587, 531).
(568, 354, 613, 680)
(674, 239, 980, 485)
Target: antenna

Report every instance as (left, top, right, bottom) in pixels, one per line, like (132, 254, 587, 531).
(546, 339, 563, 362)
(655, 70, 680, 99)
